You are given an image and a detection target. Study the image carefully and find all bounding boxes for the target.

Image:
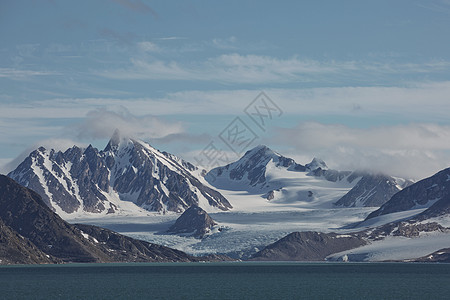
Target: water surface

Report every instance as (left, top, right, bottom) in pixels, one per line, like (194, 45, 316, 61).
(1, 262, 449, 299)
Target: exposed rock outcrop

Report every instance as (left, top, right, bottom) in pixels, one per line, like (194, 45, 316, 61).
(250, 231, 367, 261)
(167, 206, 217, 238)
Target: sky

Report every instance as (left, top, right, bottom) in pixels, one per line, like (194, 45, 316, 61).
(1, 0, 450, 179)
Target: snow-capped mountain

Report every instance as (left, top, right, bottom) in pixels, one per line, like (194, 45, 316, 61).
(334, 174, 412, 207)
(206, 145, 408, 208)
(8, 131, 232, 216)
(364, 167, 450, 221)
(206, 145, 305, 188)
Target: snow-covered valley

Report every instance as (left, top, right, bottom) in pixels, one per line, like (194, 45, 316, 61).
(68, 203, 376, 259)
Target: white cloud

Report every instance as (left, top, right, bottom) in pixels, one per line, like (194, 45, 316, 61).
(2, 81, 450, 121)
(94, 53, 450, 84)
(95, 54, 352, 83)
(417, 0, 450, 15)
(0, 68, 58, 79)
(0, 138, 85, 174)
(137, 41, 161, 52)
(156, 36, 187, 41)
(68, 107, 185, 141)
(212, 36, 238, 50)
(273, 122, 450, 179)
(1, 83, 450, 180)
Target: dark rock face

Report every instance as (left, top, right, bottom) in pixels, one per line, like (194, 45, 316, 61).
(8, 133, 231, 214)
(0, 219, 59, 265)
(206, 145, 305, 187)
(366, 221, 446, 240)
(250, 231, 367, 261)
(309, 168, 353, 183)
(335, 174, 411, 207)
(73, 224, 196, 263)
(365, 168, 450, 221)
(265, 190, 275, 201)
(0, 175, 204, 263)
(415, 194, 450, 221)
(168, 206, 217, 238)
(413, 248, 450, 263)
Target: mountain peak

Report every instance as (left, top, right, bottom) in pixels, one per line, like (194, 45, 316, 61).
(306, 158, 328, 171)
(104, 129, 122, 152)
(244, 145, 277, 157)
(8, 134, 232, 215)
(206, 145, 306, 188)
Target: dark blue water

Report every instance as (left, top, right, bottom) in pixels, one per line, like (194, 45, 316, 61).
(1, 262, 449, 299)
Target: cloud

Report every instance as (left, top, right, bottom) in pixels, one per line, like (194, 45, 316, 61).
(212, 36, 238, 50)
(417, 0, 450, 15)
(137, 41, 161, 52)
(1, 82, 449, 180)
(99, 28, 136, 44)
(95, 54, 348, 83)
(95, 53, 450, 85)
(0, 108, 194, 173)
(68, 107, 185, 141)
(156, 36, 187, 41)
(2, 81, 450, 120)
(0, 138, 85, 174)
(111, 0, 158, 17)
(0, 68, 58, 79)
(151, 133, 211, 145)
(272, 122, 450, 179)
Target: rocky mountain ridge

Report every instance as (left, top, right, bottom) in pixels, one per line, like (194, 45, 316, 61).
(206, 144, 410, 207)
(8, 131, 231, 216)
(365, 167, 450, 221)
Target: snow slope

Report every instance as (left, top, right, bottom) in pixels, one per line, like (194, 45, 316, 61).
(328, 231, 450, 262)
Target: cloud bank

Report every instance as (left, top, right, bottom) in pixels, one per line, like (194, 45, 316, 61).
(273, 122, 450, 179)
(69, 107, 184, 141)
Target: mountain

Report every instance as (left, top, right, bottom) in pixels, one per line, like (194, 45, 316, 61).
(8, 131, 231, 216)
(206, 145, 305, 189)
(250, 219, 448, 262)
(334, 174, 412, 207)
(250, 231, 367, 261)
(206, 144, 407, 207)
(413, 248, 450, 263)
(0, 219, 59, 265)
(0, 174, 208, 263)
(365, 167, 450, 221)
(167, 205, 217, 238)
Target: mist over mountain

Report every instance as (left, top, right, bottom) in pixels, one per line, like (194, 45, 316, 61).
(206, 144, 409, 208)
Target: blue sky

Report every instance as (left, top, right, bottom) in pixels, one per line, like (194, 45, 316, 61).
(1, 0, 450, 179)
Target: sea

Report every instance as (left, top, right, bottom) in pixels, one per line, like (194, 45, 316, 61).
(1, 262, 449, 299)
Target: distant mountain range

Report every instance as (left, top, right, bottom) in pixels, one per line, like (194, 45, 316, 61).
(206, 145, 411, 208)
(8, 130, 231, 216)
(7, 138, 414, 216)
(3, 132, 450, 263)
